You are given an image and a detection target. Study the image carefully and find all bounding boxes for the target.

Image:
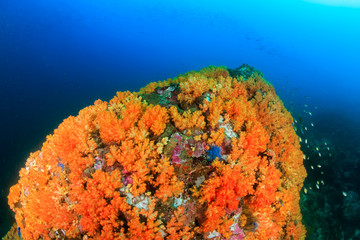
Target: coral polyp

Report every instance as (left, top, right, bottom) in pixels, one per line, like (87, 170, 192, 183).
(8, 65, 307, 239)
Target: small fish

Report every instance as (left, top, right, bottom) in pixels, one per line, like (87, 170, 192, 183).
(305, 139, 308, 144)
(304, 188, 307, 194)
(311, 165, 314, 169)
(343, 192, 347, 197)
(317, 165, 322, 168)
(321, 180, 324, 185)
(303, 154, 306, 159)
(17, 227, 21, 239)
(309, 112, 312, 116)
(321, 171, 324, 175)
(316, 147, 319, 151)
(311, 123, 314, 127)
(304, 104, 308, 107)
(318, 153, 322, 157)
(309, 187, 312, 190)
(327, 147, 330, 151)
(317, 181, 319, 185)
(305, 127, 308, 131)
(324, 142, 327, 145)
(316, 184, 320, 189)
(299, 137, 302, 142)
(57, 162, 65, 171)
(278, 198, 284, 206)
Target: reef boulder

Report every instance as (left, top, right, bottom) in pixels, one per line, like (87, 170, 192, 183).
(8, 65, 307, 239)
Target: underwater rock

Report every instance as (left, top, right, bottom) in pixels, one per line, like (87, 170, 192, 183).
(227, 63, 264, 80)
(343, 191, 360, 221)
(7, 66, 307, 239)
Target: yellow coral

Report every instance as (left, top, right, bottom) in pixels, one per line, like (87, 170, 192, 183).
(168, 106, 206, 131)
(177, 74, 211, 104)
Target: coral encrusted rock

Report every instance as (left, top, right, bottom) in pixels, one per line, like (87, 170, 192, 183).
(8, 65, 307, 239)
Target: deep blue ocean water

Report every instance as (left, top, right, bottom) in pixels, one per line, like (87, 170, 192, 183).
(1, 0, 359, 238)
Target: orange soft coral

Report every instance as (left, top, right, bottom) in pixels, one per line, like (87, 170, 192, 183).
(8, 65, 306, 239)
(139, 104, 169, 136)
(177, 74, 212, 104)
(168, 106, 206, 131)
(198, 160, 254, 234)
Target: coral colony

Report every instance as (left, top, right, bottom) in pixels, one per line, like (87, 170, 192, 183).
(7, 65, 307, 239)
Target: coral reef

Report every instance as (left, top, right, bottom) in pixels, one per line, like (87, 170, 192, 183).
(2, 223, 21, 240)
(7, 65, 307, 239)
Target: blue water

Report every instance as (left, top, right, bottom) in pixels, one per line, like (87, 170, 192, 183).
(1, 0, 359, 238)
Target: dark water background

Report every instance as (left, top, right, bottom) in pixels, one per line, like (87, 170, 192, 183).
(1, 0, 359, 237)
